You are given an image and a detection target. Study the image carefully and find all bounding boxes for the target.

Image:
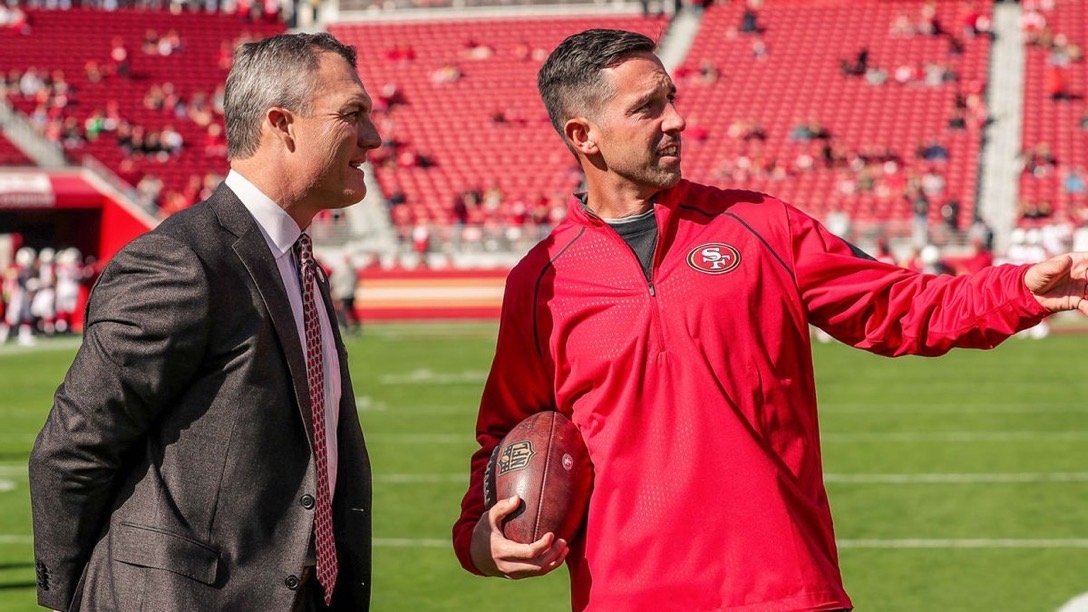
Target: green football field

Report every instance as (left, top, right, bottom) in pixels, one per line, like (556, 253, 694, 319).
(1, 321, 1086, 611)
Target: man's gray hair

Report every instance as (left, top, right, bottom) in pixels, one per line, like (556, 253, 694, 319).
(537, 29, 657, 142)
(224, 32, 357, 160)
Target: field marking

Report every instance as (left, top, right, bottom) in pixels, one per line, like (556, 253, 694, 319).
(0, 336, 82, 357)
(838, 539, 1088, 549)
(378, 538, 1088, 550)
(824, 472, 1088, 484)
(365, 431, 1088, 444)
(366, 434, 467, 444)
(11, 468, 1082, 486)
(0, 466, 27, 477)
(823, 431, 1088, 442)
(374, 538, 449, 548)
(0, 479, 15, 492)
(368, 472, 1088, 486)
(822, 404, 1088, 414)
(376, 474, 466, 484)
(2, 534, 1085, 550)
(377, 369, 488, 385)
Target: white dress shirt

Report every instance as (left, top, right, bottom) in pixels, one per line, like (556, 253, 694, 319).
(225, 170, 341, 496)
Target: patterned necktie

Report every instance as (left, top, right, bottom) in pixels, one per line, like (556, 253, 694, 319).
(294, 233, 339, 605)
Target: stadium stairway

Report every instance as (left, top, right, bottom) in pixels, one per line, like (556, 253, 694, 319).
(978, 0, 1026, 255)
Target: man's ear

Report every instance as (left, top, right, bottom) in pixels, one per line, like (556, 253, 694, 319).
(565, 117, 598, 156)
(267, 107, 295, 150)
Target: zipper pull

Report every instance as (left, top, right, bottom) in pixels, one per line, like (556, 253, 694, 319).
(648, 281, 656, 297)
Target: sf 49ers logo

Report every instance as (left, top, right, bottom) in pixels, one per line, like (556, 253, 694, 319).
(497, 440, 535, 475)
(687, 243, 741, 275)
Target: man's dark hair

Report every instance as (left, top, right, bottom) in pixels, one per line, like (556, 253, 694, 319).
(224, 32, 358, 160)
(538, 29, 657, 140)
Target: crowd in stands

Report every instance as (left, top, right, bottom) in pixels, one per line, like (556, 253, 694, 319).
(1, 244, 100, 346)
(0, 5, 282, 217)
(4, 0, 285, 19)
(0, 0, 1084, 267)
(1014, 0, 1086, 231)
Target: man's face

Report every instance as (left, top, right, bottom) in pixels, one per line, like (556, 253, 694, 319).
(589, 52, 685, 193)
(291, 51, 382, 211)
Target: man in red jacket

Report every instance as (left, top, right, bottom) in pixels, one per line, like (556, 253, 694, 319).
(453, 28, 1088, 611)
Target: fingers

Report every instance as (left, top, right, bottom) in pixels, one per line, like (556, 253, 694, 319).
(471, 497, 572, 580)
(487, 495, 522, 528)
(1024, 254, 1072, 294)
(495, 535, 570, 580)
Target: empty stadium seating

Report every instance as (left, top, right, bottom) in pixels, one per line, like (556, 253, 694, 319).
(0, 133, 33, 165)
(674, 0, 991, 235)
(329, 14, 669, 226)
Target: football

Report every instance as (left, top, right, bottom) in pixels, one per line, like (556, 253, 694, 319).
(483, 411, 594, 544)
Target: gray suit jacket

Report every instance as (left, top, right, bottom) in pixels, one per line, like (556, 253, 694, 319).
(28, 185, 372, 611)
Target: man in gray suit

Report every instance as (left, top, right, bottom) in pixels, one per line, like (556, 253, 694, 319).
(29, 32, 381, 611)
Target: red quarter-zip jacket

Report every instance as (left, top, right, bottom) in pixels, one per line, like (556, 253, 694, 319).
(454, 180, 1048, 611)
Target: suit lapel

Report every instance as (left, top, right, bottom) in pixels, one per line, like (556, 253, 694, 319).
(210, 185, 316, 443)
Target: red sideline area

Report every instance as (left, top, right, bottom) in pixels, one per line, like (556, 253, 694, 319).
(355, 267, 508, 321)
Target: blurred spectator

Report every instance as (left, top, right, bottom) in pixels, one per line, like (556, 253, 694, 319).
(916, 1, 942, 36)
(141, 28, 161, 55)
(84, 60, 104, 84)
(727, 119, 765, 142)
(750, 38, 768, 60)
(939, 199, 960, 230)
(788, 120, 829, 142)
(0, 5, 30, 34)
(377, 82, 407, 111)
(383, 42, 416, 63)
(330, 255, 361, 335)
(1063, 166, 1087, 195)
(462, 39, 494, 60)
(1021, 143, 1057, 178)
(160, 124, 184, 156)
(430, 63, 462, 85)
(890, 12, 914, 37)
(739, 5, 762, 34)
(108, 36, 130, 78)
(916, 139, 950, 162)
(698, 59, 719, 85)
(136, 173, 164, 208)
(202, 123, 228, 157)
(840, 48, 868, 77)
(962, 3, 992, 38)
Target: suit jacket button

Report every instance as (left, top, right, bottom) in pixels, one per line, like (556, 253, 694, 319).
(300, 494, 315, 510)
(285, 575, 300, 590)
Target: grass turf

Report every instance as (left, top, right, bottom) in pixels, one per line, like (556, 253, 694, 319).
(0, 323, 1085, 611)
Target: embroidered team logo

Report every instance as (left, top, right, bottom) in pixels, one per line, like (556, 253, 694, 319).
(687, 243, 741, 275)
(496, 440, 536, 475)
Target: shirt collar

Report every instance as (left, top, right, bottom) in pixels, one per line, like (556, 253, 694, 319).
(225, 169, 307, 258)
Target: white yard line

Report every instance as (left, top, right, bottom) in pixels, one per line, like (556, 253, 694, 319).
(4, 467, 1084, 485)
(363, 431, 1088, 444)
(2, 535, 1085, 549)
(371, 472, 1088, 485)
(822, 404, 1088, 414)
(838, 539, 1088, 549)
(822, 431, 1088, 442)
(823, 472, 1088, 484)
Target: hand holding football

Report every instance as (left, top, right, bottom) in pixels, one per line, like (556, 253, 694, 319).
(483, 411, 593, 544)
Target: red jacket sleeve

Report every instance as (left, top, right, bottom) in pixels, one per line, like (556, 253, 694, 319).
(789, 206, 1049, 356)
(452, 263, 556, 574)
